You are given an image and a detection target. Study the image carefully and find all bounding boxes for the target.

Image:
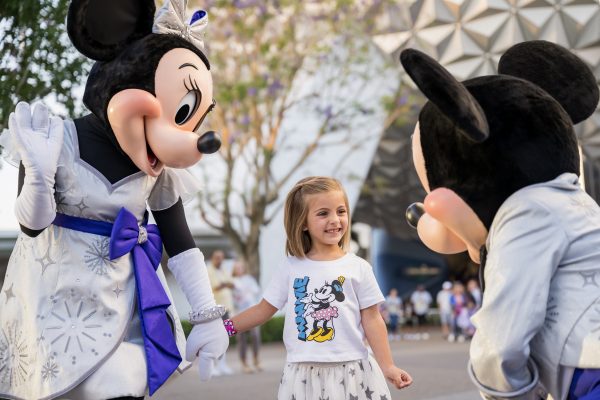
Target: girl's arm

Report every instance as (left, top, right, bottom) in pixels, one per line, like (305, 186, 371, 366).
(231, 299, 278, 333)
(361, 304, 413, 390)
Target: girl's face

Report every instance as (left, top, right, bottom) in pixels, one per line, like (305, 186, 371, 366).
(305, 190, 348, 250)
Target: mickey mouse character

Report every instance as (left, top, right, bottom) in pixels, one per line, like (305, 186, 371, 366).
(301, 277, 345, 342)
(402, 41, 600, 400)
(0, 0, 228, 399)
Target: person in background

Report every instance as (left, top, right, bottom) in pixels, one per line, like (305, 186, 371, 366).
(232, 259, 263, 373)
(410, 284, 432, 340)
(207, 249, 235, 376)
(385, 288, 403, 341)
(466, 278, 482, 309)
(436, 281, 453, 339)
(456, 297, 477, 340)
(449, 282, 468, 343)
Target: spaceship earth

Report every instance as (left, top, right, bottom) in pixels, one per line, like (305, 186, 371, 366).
(355, 0, 600, 238)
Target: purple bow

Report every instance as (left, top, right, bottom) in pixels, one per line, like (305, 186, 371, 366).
(109, 208, 182, 395)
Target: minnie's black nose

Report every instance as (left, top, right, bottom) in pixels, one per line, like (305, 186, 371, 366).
(197, 131, 221, 154)
(406, 202, 425, 229)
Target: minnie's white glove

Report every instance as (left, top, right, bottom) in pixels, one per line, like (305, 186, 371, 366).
(9, 102, 63, 230)
(167, 248, 229, 381)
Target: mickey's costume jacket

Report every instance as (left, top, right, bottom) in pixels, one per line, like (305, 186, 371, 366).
(401, 41, 600, 400)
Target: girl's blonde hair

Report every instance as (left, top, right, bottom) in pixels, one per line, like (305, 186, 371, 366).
(284, 176, 351, 257)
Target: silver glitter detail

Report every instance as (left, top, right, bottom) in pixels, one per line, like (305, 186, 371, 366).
(188, 305, 226, 324)
(84, 238, 115, 276)
(0, 321, 30, 387)
(41, 358, 59, 381)
(35, 246, 57, 275)
(45, 296, 102, 354)
(137, 226, 148, 244)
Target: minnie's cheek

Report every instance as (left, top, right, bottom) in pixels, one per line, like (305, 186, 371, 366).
(416, 213, 468, 254)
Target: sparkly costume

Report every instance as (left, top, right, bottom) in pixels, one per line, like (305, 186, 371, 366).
(0, 120, 196, 399)
(469, 174, 600, 400)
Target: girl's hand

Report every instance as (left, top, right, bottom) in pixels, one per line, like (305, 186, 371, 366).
(383, 365, 413, 389)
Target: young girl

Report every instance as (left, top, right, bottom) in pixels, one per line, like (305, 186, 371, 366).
(225, 176, 412, 399)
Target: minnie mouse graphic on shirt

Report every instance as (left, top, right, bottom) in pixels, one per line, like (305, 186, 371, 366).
(297, 276, 346, 342)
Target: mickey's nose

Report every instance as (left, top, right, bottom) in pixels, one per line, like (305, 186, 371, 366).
(406, 202, 425, 229)
(197, 131, 221, 154)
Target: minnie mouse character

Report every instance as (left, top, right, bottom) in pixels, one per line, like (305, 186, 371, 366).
(0, 0, 228, 399)
(301, 277, 345, 342)
(402, 41, 600, 399)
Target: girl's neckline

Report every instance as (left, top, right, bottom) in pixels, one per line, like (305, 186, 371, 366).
(302, 252, 352, 263)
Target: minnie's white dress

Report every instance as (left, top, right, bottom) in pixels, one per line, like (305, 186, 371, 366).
(0, 120, 197, 399)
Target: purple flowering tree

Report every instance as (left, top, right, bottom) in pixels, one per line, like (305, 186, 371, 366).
(195, 0, 408, 278)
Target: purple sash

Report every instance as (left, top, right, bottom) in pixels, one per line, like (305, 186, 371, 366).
(53, 208, 182, 395)
(569, 369, 600, 400)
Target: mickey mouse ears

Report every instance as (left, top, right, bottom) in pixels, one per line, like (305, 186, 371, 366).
(400, 49, 490, 143)
(67, 0, 155, 61)
(498, 40, 599, 124)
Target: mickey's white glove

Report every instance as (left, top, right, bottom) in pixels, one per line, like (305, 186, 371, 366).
(167, 248, 229, 381)
(9, 102, 63, 230)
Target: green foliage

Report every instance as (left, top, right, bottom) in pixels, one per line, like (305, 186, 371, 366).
(0, 0, 89, 132)
(260, 315, 284, 343)
(181, 319, 193, 338)
(181, 316, 285, 343)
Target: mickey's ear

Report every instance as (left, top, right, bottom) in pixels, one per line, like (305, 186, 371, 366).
(499, 40, 599, 124)
(400, 49, 489, 143)
(67, 0, 155, 61)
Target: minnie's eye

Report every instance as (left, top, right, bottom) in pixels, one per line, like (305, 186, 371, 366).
(175, 91, 200, 125)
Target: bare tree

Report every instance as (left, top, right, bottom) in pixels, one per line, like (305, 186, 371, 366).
(195, 0, 407, 278)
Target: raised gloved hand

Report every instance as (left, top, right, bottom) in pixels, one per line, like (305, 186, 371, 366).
(167, 248, 229, 381)
(9, 102, 64, 230)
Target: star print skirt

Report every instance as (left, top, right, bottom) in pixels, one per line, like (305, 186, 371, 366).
(278, 354, 391, 400)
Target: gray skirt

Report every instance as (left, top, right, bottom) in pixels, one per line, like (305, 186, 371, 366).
(278, 354, 391, 400)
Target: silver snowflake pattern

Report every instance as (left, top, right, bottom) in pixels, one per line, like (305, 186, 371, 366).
(84, 238, 115, 276)
(0, 322, 30, 387)
(45, 297, 102, 354)
(580, 271, 599, 288)
(3, 284, 15, 304)
(41, 358, 59, 381)
(35, 246, 57, 275)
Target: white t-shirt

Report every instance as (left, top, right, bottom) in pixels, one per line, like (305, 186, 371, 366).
(263, 253, 385, 363)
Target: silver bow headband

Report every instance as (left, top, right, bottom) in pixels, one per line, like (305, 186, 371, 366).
(153, 0, 208, 50)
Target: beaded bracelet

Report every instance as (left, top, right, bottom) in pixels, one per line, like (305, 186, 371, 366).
(223, 319, 238, 337)
(188, 305, 226, 325)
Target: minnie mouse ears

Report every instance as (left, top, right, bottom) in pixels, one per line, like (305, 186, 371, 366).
(498, 40, 599, 124)
(399, 49, 490, 143)
(67, 0, 155, 61)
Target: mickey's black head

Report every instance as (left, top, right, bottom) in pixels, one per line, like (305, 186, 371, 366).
(401, 41, 599, 229)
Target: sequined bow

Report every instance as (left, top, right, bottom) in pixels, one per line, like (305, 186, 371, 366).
(109, 208, 182, 395)
(153, 0, 208, 50)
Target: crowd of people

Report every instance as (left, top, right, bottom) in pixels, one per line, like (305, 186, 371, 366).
(379, 279, 482, 343)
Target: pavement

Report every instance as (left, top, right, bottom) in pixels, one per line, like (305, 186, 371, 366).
(154, 328, 481, 400)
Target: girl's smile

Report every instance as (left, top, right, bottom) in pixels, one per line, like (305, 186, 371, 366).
(305, 190, 348, 255)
